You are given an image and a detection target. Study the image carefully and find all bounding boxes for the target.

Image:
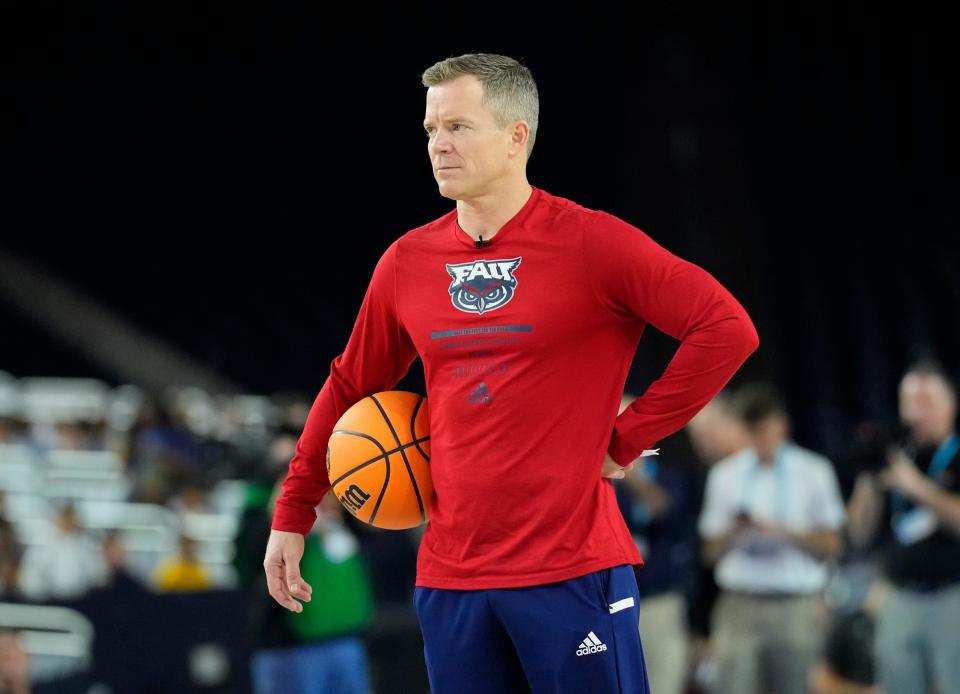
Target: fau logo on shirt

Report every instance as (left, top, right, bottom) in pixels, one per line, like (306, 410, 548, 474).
(445, 257, 522, 315)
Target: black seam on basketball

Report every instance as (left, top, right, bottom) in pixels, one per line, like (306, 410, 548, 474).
(370, 394, 403, 447)
(398, 447, 425, 521)
(411, 397, 431, 463)
(331, 429, 430, 452)
(328, 429, 388, 486)
(331, 429, 387, 453)
(364, 395, 402, 526)
(330, 454, 384, 487)
(330, 429, 430, 487)
(371, 394, 425, 522)
(409, 397, 422, 442)
(408, 397, 428, 522)
(368, 452, 390, 525)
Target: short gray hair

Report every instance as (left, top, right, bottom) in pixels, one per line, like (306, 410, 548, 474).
(421, 53, 539, 160)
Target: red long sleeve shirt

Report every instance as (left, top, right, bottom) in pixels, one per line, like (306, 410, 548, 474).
(273, 184, 759, 589)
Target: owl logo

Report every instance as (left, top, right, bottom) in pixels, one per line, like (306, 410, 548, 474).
(445, 257, 522, 315)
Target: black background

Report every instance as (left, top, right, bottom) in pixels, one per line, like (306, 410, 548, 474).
(3, 4, 957, 461)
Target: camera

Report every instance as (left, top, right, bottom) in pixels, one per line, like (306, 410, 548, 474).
(846, 421, 910, 474)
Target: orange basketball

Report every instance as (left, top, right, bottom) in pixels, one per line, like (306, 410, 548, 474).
(326, 390, 432, 530)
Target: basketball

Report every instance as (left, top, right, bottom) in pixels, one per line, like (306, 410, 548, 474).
(326, 390, 432, 530)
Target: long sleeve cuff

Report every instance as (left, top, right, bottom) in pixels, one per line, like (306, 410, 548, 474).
(271, 499, 319, 536)
(607, 427, 656, 467)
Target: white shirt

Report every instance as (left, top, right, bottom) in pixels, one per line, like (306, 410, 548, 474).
(698, 441, 845, 594)
(18, 530, 108, 601)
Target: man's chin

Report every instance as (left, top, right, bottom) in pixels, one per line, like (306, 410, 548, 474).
(435, 180, 464, 201)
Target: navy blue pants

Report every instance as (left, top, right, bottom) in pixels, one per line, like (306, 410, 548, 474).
(413, 564, 650, 693)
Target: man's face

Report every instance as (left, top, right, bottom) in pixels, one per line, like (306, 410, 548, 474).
(424, 74, 520, 200)
(747, 415, 788, 462)
(687, 400, 750, 464)
(900, 373, 957, 444)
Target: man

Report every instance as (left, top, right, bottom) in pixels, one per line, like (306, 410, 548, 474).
(846, 360, 960, 694)
(698, 383, 845, 694)
(264, 52, 759, 693)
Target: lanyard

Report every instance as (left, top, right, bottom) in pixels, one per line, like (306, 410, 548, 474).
(928, 434, 960, 480)
(892, 433, 959, 518)
(740, 442, 790, 523)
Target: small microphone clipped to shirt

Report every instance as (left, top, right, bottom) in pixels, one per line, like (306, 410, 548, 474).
(474, 235, 490, 248)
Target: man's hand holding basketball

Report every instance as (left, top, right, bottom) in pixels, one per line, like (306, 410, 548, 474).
(264, 529, 313, 613)
(601, 453, 635, 479)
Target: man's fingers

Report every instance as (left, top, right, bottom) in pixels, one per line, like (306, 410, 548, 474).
(271, 587, 303, 612)
(265, 560, 304, 612)
(600, 454, 636, 479)
(288, 578, 313, 594)
(285, 570, 312, 602)
(282, 544, 312, 601)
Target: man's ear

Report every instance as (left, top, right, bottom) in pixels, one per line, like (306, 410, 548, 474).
(509, 120, 530, 157)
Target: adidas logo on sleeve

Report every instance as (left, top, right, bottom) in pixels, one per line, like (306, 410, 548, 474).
(575, 631, 607, 656)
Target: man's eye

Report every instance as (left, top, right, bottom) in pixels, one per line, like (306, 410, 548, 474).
(424, 124, 463, 136)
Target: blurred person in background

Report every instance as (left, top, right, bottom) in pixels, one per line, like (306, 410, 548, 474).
(846, 359, 960, 694)
(17, 503, 107, 602)
(615, 395, 700, 694)
(169, 481, 215, 518)
(153, 534, 213, 592)
(244, 478, 374, 694)
(50, 420, 105, 451)
(0, 416, 28, 447)
(0, 418, 12, 445)
(99, 529, 145, 596)
(802, 422, 893, 694)
(687, 390, 750, 465)
(0, 520, 24, 601)
(128, 393, 201, 504)
(807, 579, 883, 694)
(0, 631, 30, 694)
(684, 390, 750, 691)
(698, 382, 845, 694)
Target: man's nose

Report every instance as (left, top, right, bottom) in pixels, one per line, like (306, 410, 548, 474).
(429, 129, 453, 154)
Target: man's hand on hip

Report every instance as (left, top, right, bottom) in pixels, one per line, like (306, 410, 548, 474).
(601, 453, 635, 479)
(263, 529, 313, 612)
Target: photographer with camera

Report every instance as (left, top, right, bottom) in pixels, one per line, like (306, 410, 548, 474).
(847, 359, 960, 694)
